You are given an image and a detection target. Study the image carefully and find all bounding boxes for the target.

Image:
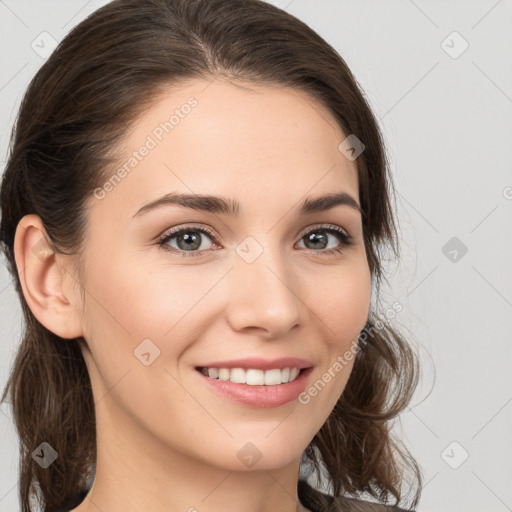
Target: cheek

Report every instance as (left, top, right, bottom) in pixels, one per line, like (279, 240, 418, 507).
(86, 251, 172, 332)
(308, 258, 372, 348)
(80, 250, 230, 361)
(78, 254, 218, 432)
(297, 265, 370, 427)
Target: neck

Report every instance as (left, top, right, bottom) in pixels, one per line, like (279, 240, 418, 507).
(71, 403, 309, 512)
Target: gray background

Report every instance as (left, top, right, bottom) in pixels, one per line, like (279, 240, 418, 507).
(1, 1, 511, 511)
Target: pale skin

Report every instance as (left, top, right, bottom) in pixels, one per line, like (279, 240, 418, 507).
(14, 78, 372, 512)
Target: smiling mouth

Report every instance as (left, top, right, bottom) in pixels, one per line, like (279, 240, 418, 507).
(196, 366, 304, 386)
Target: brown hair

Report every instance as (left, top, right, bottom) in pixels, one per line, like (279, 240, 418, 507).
(0, 0, 422, 510)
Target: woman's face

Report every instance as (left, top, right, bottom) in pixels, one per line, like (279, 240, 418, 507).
(74, 78, 371, 472)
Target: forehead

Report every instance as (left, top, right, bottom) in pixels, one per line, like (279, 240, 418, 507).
(90, 78, 359, 220)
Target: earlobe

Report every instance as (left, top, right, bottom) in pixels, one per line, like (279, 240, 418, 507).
(13, 214, 84, 339)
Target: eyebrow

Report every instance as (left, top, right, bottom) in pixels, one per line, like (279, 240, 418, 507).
(133, 191, 362, 218)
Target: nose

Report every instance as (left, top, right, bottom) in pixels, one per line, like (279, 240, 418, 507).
(225, 244, 304, 339)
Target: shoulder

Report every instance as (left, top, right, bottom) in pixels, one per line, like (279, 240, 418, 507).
(332, 495, 413, 512)
(298, 479, 415, 512)
(51, 487, 90, 512)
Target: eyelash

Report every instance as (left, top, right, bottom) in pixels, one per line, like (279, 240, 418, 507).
(157, 223, 353, 259)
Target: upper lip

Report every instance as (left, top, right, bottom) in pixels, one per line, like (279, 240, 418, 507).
(196, 357, 313, 371)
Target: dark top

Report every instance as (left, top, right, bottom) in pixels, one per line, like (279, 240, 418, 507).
(298, 479, 412, 511)
(55, 479, 413, 512)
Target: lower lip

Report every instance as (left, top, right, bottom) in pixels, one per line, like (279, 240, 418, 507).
(196, 368, 313, 408)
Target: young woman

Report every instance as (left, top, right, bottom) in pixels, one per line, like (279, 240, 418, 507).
(0, 1, 422, 511)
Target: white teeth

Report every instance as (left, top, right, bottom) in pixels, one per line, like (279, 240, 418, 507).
(264, 368, 282, 385)
(289, 367, 299, 381)
(200, 366, 302, 385)
(207, 368, 219, 379)
(246, 369, 264, 385)
(230, 368, 246, 383)
(218, 368, 230, 381)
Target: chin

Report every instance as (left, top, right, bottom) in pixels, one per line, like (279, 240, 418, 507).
(211, 434, 309, 472)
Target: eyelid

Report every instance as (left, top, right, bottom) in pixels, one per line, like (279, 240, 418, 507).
(296, 223, 350, 240)
(157, 222, 353, 257)
(158, 222, 351, 242)
(160, 223, 217, 240)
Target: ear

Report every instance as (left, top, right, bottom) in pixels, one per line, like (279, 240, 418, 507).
(13, 214, 84, 339)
